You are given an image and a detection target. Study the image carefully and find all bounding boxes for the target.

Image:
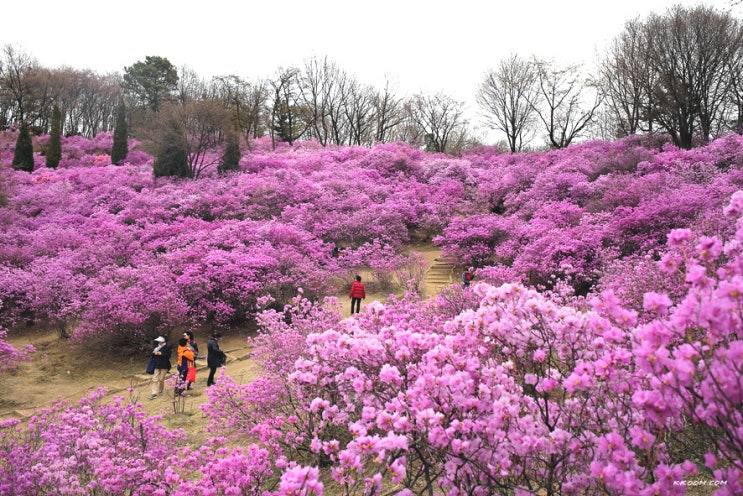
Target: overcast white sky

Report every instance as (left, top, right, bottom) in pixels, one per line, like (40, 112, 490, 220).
(3, 0, 741, 143)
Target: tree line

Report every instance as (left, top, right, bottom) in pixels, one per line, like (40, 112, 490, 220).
(479, 4, 743, 151)
(1, 4, 741, 163)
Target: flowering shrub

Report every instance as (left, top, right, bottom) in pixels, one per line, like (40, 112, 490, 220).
(0, 327, 33, 372)
(435, 133, 742, 298)
(0, 389, 185, 495)
(1, 133, 481, 350)
(194, 192, 743, 494)
(3, 120, 743, 492)
(5, 129, 743, 350)
(0, 388, 323, 495)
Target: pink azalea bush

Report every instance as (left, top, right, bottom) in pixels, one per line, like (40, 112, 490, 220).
(5, 129, 743, 350)
(0, 133, 474, 349)
(198, 192, 743, 494)
(0, 388, 320, 495)
(0, 389, 185, 495)
(2, 128, 743, 493)
(436, 134, 742, 298)
(0, 327, 33, 372)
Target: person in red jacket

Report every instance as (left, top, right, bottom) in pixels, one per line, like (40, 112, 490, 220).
(349, 275, 366, 314)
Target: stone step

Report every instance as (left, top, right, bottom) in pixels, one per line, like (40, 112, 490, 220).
(424, 257, 458, 294)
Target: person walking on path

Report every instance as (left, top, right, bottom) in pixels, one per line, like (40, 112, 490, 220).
(462, 267, 475, 288)
(206, 332, 225, 387)
(176, 337, 195, 395)
(349, 275, 366, 314)
(149, 336, 171, 400)
(184, 330, 200, 359)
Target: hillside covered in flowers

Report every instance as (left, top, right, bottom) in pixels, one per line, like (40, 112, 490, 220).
(1, 131, 742, 494)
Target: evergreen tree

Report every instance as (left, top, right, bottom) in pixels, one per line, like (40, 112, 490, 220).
(12, 123, 34, 172)
(122, 56, 179, 112)
(218, 131, 241, 174)
(46, 105, 62, 168)
(153, 120, 192, 179)
(111, 101, 128, 165)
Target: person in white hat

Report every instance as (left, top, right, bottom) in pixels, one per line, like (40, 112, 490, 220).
(149, 336, 172, 399)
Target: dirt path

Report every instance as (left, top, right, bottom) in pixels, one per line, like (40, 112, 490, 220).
(0, 326, 257, 418)
(0, 243, 450, 427)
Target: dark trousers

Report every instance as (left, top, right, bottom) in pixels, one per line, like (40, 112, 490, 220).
(207, 366, 217, 386)
(351, 298, 362, 314)
(176, 366, 187, 395)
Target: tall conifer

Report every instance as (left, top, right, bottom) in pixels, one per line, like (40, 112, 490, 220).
(153, 120, 192, 179)
(46, 105, 62, 168)
(12, 123, 34, 172)
(111, 101, 128, 165)
(218, 131, 241, 174)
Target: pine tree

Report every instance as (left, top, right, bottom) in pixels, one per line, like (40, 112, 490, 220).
(111, 101, 129, 165)
(218, 131, 241, 174)
(12, 123, 34, 172)
(46, 105, 62, 169)
(153, 120, 192, 179)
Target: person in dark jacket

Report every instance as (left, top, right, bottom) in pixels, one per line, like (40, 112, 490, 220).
(184, 330, 200, 358)
(149, 336, 171, 399)
(349, 275, 366, 314)
(206, 332, 225, 387)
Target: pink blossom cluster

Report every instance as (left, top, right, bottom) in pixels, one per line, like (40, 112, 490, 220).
(194, 192, 743, 494)
(7, 224, 741, 493)
(0, 388, 324, 495)
(2, 129, 743, 492)
(0, 132, 474, 350)
(0, 389, 185, 495)
(4, 130, 743, 351)
(0, 327, 33, 372)
(437, 134, 742, 298)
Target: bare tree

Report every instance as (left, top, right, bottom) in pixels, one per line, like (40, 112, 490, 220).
(157, 99, 231, 179)
(299, 56, 355, 146)
(327, 66, 353, 146)
(603, 5, 743, 147)
(176, 65, 209, 104)
(45, 68, 121, 137)
(728, 59, 743, 132)
(300, 57, 331, 145)
(75, 72, 122, 136)
(0, 44, 40, 126)
(269, 67, 308, 148)
(477, 54, 539, 152)
(372, 78, 405, 144)
(213, 75, 268, 143)
(643, 5, 743, 147)
(407, 92, 469, 154)
(21, 67, 56, 132)
(531, 59, 602, 149)
(344, 80, 376, 145)
(598, 18, 656, 137)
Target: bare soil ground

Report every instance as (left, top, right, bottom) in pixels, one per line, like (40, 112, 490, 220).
(0, 243, 446, 440)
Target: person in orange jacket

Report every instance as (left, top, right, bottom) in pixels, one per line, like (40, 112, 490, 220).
(176, 337, 195, 396)
(349, 275, 366, 314)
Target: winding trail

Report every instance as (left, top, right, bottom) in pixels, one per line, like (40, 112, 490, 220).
(1, 244, 459, 421)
